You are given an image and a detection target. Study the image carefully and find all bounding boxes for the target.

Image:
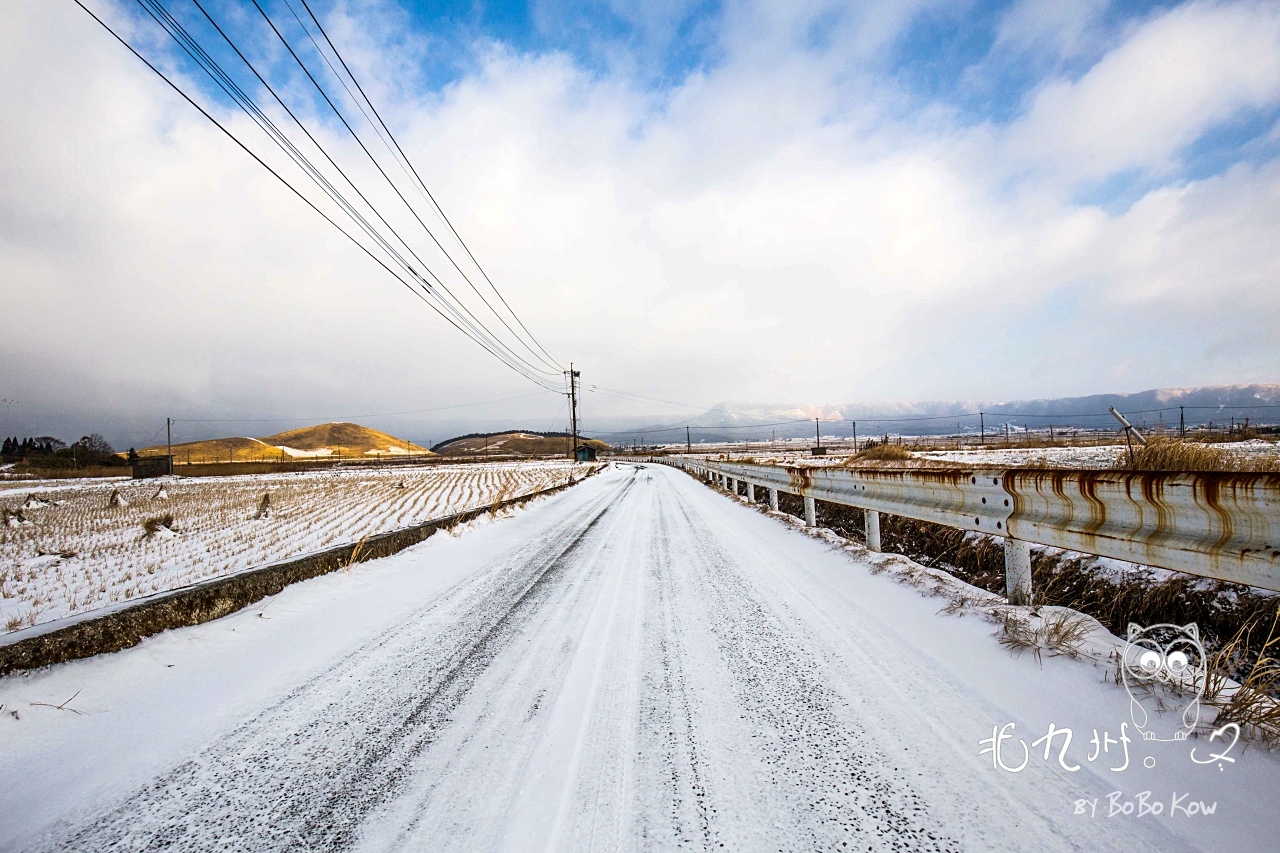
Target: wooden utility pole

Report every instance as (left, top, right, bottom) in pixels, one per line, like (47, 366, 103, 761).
(566, 363, 581, 457)
(851, 420, 856, 451)
(686, 426, 691, 452)
(166, 418, 173, 476)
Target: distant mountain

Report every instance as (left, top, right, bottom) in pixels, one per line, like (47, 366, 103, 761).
(434, 431, 610, 457)
(141, 422, 433, 462)
(597, 384, 1280, 443)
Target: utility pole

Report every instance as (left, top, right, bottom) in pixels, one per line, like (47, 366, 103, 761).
(167, 418, 173, 476)
(851, 420, 856, 451)
(686, 426, 691, 453)
(980, 412, 985, 446)
(815, 418, 821, 449)
(566, 363, 580, 458)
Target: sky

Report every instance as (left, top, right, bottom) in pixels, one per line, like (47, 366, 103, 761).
(2, 0, 1279, 448)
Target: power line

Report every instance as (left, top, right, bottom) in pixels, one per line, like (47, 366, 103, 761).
(136, 0, 555, 388)
(291, 0, 564, 373)
(243, 0, 560, 382)
(80, 0, 562, 393)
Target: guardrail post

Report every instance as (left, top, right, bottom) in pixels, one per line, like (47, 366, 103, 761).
(1004, 538, 1032, 605)
(804, 496, 816, 527)
(768, 488, 778, 511)
(746, 482, 755, 502)
(728, 476, 735, 493)
(865, 509, 881, 551)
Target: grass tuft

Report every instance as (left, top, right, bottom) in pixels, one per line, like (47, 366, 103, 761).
(1203, 606, 1280, 745)
(1114, 437, 1280, 472)
(851, 443, 913, 463)
(142, 513, 175, 537)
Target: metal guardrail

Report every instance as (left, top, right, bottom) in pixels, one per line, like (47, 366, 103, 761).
(662, 456, 1280, 602)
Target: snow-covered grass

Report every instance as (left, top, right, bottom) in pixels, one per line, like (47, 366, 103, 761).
(0, 461, 583, 631)
(690, 438, 1280, 470)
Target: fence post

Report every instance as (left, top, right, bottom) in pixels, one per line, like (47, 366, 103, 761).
(865, 509, 881, 551)
(769, 488, 779, 511)
(804, 496, 816, 527)
(1003, 537, 1032, 605)
(746, 482, 755, 502)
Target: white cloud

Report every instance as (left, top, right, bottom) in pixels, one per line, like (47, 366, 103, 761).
(994, 0, 1110, 59)
(1005, 1, 1280, 183)
(2, 0, 1280, 446)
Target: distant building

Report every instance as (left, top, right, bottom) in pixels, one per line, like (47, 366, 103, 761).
(132, 455, 172, 479)
(574, 445, 598, 462)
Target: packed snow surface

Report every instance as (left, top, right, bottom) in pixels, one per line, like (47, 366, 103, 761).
(1, 463, 1275, 852)
(0, 461, 579, 631)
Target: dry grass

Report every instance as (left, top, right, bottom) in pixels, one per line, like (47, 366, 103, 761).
(768, 494, 1280, 703)
(1203, 607, 1280, 745)
(1, 461, 584, 630)
(1, 463, 129, 480)
(997, 610, 1094, 665)
(141, 513, 175, 538)
(1114, 437, 1280, 472)
(851, 443, 914, 462)
(140, 422, 434, 463)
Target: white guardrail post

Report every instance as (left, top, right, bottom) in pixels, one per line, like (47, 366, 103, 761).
(803, 496, 816, 527)
(769, 488, 779, 511)
(865, 509, 881, 552)
(746, 481, 755, 502)
(1004, 538, 1032, 605)
(664, 456, 1280, 598)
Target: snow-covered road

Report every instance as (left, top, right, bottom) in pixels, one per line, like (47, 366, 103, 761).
(1, 463, 1276, 851)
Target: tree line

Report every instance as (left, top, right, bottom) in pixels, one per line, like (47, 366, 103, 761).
(1, 434, 129, 468)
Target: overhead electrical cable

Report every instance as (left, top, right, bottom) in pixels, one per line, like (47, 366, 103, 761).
(80, 0, 559, 391)
(292, 0, 564, 373)
(140, 0, 546, 386)
(247, 0, 561, 377)
(182, 0, 556, 387)
(244, 0, 560, 381)
(113, 0, 561, 390)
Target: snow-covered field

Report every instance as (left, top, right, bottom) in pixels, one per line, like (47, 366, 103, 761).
(0, 461, 582, 631)
(694, 439, 1280, 469)
(704, 444, 1130, 468)
(1, 462, 1274, 851)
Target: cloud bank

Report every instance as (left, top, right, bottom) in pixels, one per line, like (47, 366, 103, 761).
(2, 0, 1279, 447)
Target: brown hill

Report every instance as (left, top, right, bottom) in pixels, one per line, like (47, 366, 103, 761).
(140, 422, 432, 463)
(436, 432, 610, 458)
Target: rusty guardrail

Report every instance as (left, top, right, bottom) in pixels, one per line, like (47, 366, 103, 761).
(662, 457, 1280, 603)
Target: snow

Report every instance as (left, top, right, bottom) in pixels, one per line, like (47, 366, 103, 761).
(917, 444, 1128, 468)
(0, 461, 580, 632)
(273, 445, 334, 458)
(0, 463, 1274, 851)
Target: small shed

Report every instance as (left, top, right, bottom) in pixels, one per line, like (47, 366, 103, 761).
(574, 445, 598, 462)
(132, 455, 173, 479)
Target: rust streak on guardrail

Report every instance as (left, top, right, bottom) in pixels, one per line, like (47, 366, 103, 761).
(668, 457, 1280, 592)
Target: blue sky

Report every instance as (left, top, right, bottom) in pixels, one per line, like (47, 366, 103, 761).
(2, 0, 1280, 442)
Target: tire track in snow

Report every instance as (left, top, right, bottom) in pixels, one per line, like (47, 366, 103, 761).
(35, 473, 639, 853)
(652, 476, 958, 852)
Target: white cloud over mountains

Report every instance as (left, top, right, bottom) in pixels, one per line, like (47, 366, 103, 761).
(1, 0, 1279, 444)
